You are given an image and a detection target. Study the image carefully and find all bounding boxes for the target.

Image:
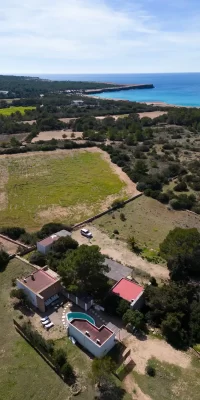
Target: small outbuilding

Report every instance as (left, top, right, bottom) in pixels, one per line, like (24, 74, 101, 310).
(37, 229, 72, 254)
(111, 278, 144, 310)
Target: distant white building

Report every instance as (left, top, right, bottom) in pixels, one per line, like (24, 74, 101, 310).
(72, 100, 84, 106)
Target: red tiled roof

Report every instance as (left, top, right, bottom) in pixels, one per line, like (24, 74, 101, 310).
(20, 269, 57, 293)
(71, 319, 113, 344)
(111, 278, 144, 302)
(38, 235, 59, 247)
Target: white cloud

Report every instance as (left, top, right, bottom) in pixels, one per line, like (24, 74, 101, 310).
(0, 0, 200, 73)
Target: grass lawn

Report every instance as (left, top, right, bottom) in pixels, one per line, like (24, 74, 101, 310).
(94, 196, 200, 249)
(0, 258, 96, 400)
(0, 106, 35, 116)
(0, 149, 126, 230)
(133, 357, 200, 400)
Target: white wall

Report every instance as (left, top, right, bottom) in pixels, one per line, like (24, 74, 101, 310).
(17, 281, 38, 307)
(68, 324, 115, 358)
(37, 242, 52, 255)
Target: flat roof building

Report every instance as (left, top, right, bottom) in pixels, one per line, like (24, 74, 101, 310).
(16, 268, 62, 312)
(68, 317, 116, 358)
(111, 278, 144, 310)
(37, 230, 72, 254)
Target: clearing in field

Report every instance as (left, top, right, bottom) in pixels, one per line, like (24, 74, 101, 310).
(94, 195, 200, 249)
(0, 106, 35, 116)
(0, 148, 136, 230)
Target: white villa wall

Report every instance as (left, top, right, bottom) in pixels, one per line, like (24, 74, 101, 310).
(68, 324, 115, 358)
(17, 281, 38, 307)
(37, 242, 52, 255)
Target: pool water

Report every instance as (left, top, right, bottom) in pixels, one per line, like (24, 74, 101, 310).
(66, 312, 95, 325)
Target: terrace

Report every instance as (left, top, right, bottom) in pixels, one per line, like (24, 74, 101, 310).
(71, 319, 113, 345)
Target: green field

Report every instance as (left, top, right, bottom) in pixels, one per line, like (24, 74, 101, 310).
(94, 196, 200, 249)
(133, 357, 200, 400)
(0, 150, 126, 230)
(0, 106, 35, 116)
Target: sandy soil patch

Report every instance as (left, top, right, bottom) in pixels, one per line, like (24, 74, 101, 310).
(31, 130, 82, 143)
(72, 226, 168, 282)
(0, 133, 28, 143)
(138, 111, 167, 119)
(123, 335, 191, 374)
(37, 204, 95, 222)
(0, 238, 18, 254)
(22, 120, 36, 125)
(59, 117, 77, 123)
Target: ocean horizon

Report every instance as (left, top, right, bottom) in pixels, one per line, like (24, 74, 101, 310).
(36, 73, 200, 107)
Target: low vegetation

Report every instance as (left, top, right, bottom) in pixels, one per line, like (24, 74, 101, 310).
(133, 357, 200, 400)
(94, 196, 200, 250)
(0, 150, 126, 229)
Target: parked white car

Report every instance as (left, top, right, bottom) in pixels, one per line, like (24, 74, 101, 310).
(80, 228, 93, 238)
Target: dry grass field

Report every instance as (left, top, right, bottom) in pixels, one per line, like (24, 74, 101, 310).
(0, 148, 136, 230)
(94, 195, 200, 250)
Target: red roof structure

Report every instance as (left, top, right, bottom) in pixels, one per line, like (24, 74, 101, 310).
(111, 278, 144, 302)
(19, 269, 58, 293)
(71, 319, 113, 344)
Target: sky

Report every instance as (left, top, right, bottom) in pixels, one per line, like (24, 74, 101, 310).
(1, 0, 200, 74)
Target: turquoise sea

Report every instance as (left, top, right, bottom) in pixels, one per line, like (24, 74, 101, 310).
(38, 73, 200, 107)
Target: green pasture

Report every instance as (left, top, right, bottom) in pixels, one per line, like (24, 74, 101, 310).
(0, 106, 35, 116)
(0, 150, 125, 229)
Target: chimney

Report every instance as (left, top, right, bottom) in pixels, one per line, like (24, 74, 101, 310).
(23, 278, 27, 283)
(31, 274, 35, 281)
(85, 331, 90, 337)
(96, 339, 101, 345)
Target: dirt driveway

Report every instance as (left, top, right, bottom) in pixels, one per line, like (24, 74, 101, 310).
(123, 335, 191, 374)
(72, 226, 168, 282)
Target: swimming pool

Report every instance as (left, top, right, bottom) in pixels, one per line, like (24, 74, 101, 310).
(66, 312, 95, 325)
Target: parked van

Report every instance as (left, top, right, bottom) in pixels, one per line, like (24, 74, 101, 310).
(80, 228, 93, 238)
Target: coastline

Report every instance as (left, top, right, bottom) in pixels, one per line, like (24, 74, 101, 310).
(86, 95, 200, 109)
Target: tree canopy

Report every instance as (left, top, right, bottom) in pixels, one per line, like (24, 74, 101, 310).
(58, 245, 109, 299)
(159, 227, 200, 261)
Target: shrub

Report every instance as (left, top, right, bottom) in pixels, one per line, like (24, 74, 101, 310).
(120, 212, 126, 221)
(0, 226, 25, 240)
(0, 249, 10, 271)
(113, 229, 119, 235)
(111, 198, 124, 209)
(174, 181, 187, 192)
(29, 251, 46, 267)
(146, 365, 156, 377)
(53, 348, 67, 369)
(157, 192, 169, 204)
(51, 236, 78, 254)
(61, 362, 74, 382)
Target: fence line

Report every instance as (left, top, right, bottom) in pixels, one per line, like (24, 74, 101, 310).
(73, 192, 143, 229)
(0, 233, 30, 249)
(13, 319, 60, 374)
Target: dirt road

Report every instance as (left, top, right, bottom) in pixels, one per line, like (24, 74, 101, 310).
(123, 335, 191, 374)
(72, 226, 168, 282)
